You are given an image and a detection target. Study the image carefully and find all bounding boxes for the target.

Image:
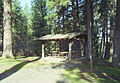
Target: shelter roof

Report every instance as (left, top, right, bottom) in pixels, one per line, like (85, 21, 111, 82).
(36, 32, 87, 41)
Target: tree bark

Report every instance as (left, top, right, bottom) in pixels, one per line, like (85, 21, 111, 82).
(71, 0, 78, 32)
(90, 0, 94, 57)
(62, 7, 65, 33)
(99, 30, 103, 58)
(102, 26, 105, 58)
(100, 0, 106, 58)
(87, 0, 92, 58)
(76, 0, 80, 29)
(112, 0, 120, 67)
(86, 0, 93, 71)
(2, 0, 14, 58)
(109, 0, 115, 62)
(104, 0, 109, 59)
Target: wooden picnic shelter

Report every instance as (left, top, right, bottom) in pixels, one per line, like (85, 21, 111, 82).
(36, 32, 87, 60)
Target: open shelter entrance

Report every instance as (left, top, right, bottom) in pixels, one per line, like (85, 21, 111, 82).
(36, 32, 87, 60)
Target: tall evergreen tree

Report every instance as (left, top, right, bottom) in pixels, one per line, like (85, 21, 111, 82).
(31, 0, 47, 54)
(112, 0, 120, 67)
(12, 0, 28, 56)
(86, 0, 93, 70)
(2, 0, 14, 58)
(110, 0, 115, 61)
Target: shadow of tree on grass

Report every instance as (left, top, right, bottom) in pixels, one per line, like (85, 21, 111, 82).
(52, 58, 120, 83)
(0, 57, 41, 81)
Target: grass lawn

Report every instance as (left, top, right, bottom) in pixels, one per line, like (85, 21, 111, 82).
(0, 56, 55, 73)
(62, 60, 120, 83)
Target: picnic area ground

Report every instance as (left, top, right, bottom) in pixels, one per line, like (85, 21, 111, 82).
(0, 56, 120, 83)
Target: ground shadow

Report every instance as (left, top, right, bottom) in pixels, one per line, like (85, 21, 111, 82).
(52, 58, 120, 83)
(92, 58, 120, 82)
(0, 57, 41, 81)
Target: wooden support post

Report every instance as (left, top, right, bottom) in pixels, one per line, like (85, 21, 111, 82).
(84, 38, 87, 57)
(42, 41, 45, 58)
(68, 40, 73, 60)
(59, 40, 61, 52)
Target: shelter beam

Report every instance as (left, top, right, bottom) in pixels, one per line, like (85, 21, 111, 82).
(42, 41, 45, 58)
(68, 40, 74, 60)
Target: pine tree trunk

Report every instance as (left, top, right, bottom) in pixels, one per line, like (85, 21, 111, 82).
(102, 27, 105, 58)
(58, 15, 61, 33)
(86, 0, 93, 71)
(71, 0, 78, 32)
(99, 29, 104, 58)
(90, 0, 94, 57)
(112, 0, 120, 67)
(104, 1, 109, 59)
(62, 7, 65, 32)
(109, 0, 114, 62)
(2, 0, 14, 58)
(76, 0, 80, 29)
(86, 0, 92, 57)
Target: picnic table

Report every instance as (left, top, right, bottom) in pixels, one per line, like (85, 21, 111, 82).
(59, 51, 69, 56)
(52, 51, 59, 56)
(48, 51, 79, 57)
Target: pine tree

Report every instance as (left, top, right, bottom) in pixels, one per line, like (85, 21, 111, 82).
(112, 0, 120, 67)
(2, 0, 14, 58)
(12, 0, 28, 56)
(86, 0, 92, 62)
(31, 0, 47, 54)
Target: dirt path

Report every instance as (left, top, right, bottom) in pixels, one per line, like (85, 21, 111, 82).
(0, 57, 71, 83)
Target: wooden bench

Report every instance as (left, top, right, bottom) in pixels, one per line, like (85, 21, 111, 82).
(48, 54, 52, 56)
(59, 51, 69, 56)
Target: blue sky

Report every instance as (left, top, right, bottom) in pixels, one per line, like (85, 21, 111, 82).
(19, 0, 32, 9)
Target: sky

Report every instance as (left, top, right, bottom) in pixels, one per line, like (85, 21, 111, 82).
(19, 0, 32, 9)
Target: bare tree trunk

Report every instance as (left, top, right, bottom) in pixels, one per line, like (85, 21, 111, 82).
(24, 25, 28, 56)
(99, 30, 103, 58)
(0, 2, 3, 52)
(71, 0, 78, 32)
(87, 0, 92, 58)
(112, 0, 120, 67)
(105, 17, 109, 59)
(104, 0, 109, 59)
(90, 0, 94, 57)
(62, 7, 65, 33)
(109, 0, 115, 62)
(100, 0, 106, 58)
(76, 0, 80, 29)
(86, 0, 93, 71)
(2, 0, 14, 58)
(57, 15, 61, 33)
(102, 27, 105, 58)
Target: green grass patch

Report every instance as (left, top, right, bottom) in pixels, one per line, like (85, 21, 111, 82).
(94, 65, 120, 77)
(62, 64, 120, 83)
(0, 57, 44, 73)
(0, 56, 61, 74)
